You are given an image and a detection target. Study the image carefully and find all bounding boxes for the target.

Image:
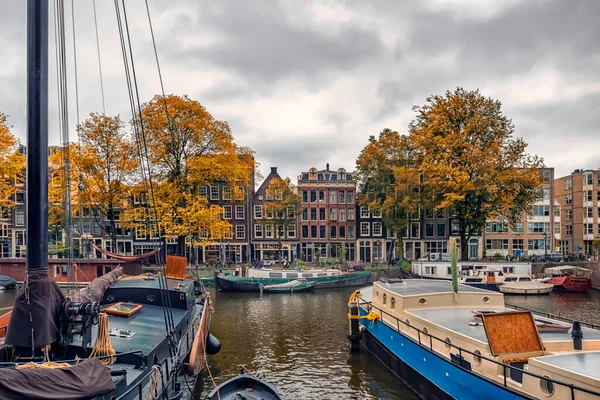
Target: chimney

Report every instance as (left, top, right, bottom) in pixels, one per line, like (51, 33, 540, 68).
(326, 163, 329, 171)
(270, 167, 277, 174)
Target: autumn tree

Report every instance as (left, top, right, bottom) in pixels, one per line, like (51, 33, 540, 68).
(0, 113, 25, 212)
(260, 177, 302, 265)
(75, 113, 137, 251)
(409, 88, 543, 260)
(139, 94, 253, 256)
(355, 129, 422, 261)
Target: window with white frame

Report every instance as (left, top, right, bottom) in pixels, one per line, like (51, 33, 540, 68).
(287, 224, 296, 238)
(223, 205, 232, 219)
(585, 172, 593, 185)
(339, 191, 345, 203)
(15, 209, 24, 226)
(287, 206, 295, 218)
(542, 170, 551, 183)
(566, 224, 572, 235)
(348, 208, 355, 220)
(210, 186, 219, 200)
(527, 222, 549, 233)
(236, 225, 245, 239)
(254, 205, 263, 219)
(586, 206, 593, 218)
(566, 194, 572, 204)
(348, 226, 355, 239)
(265, 224, 273, 238)
(347, 191, 354, 203)
(200, 186, 207, 197)
(513, 222, 524, 233)
(360, 207, 370, 218)
(235, 186, 245, 200)
(373, 222, 382, 236)
(254, 224, 263, 238)
(565, 209, 572, 220)
(360, 222, 370, 236)
(235, 205, 245, 219)
(565, 178, 572, 190)
(222, 186, 232, 200)
(329, 190, 337, 204)
(584, 223, 594, 235)
(372, 209, 381, 218)
(330, 208, 337, 221)
(339, 208, 346, 221)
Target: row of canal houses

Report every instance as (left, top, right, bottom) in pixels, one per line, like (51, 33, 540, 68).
(3, 156, 594, 265)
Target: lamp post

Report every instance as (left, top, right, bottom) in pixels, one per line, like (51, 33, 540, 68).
(543, 232, 548, 260)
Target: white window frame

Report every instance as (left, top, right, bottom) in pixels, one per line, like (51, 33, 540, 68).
(235, 205, 245, 219)
(223, 205, 232, 219)
(254, 205, 263, 219)
(373, 222, 382, 236)
(210, 186, 219, 200)
(360, 222, 370, 236)
(360, 207, 370, 218)
(222, 186, 232, 200)
(287, 224, 296, 238)
(236, 225, 245, 239)
(254, 224, 263, 238)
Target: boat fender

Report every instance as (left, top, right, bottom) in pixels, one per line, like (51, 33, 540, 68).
(572, 321, 583, 350)
(205, 332, 222, 355)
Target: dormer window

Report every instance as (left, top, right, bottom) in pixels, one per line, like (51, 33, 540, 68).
(337, 167, 346, 181)
(309, 167, 317, 180)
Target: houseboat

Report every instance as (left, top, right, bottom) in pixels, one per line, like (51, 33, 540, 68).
(215, 268, 371, 292)
(348, 278, 600, 399)
(542, 266, 593, 292)
(459, 269, 505, 291)
(412, 260, 532, 281)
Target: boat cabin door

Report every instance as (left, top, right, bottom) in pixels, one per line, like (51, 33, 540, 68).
(487, 271, 496, 283)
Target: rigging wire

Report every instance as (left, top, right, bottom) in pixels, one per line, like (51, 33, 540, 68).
(113, 0, 176, 355)
(120, 0, 176, 335)
(92, 0, 106, 115)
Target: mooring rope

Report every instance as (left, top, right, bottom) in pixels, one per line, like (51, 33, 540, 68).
(89, 313, 116, 365)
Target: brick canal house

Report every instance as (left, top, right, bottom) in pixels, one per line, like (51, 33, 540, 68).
(297, 164, 357, 263)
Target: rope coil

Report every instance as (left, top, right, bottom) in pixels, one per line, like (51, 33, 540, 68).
(89, 313, 116, 365)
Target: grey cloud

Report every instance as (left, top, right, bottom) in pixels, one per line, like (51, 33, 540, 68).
(163, 0, 386, 84)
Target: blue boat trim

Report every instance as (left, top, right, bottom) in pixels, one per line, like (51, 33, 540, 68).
(357, 299, 600, 400)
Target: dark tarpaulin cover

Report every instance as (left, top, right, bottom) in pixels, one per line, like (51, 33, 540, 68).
(0, 358, 116, 400)
(77, 267, 123, 302)
(5, 270, 65, 349)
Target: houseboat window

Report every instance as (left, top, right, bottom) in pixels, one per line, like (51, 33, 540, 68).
(376, 291, 379, 298)
(286, 273, 298, 278)
(422, 327, 428, 335)
(269, 272, 283, 278)
(520, 277, 532, 282)
(425, 266, 437, 275)
(464, 278, 479, 283)
(390, 297, 396, 310)
(382, 293, 387, 305)
(317, 273, 327, 277)
(444, 337, 452, 350)
(482, 296, 491, 304)
(540, 376, 555, 396)
(303, 273, 313, 278)
(473, 350, 482, 365)
(418, 297, 427, 305)
(405, 319, 410, 327)
(505, 277, 517, 282)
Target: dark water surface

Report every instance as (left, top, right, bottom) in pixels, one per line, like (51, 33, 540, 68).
(2, 287, 600, 399)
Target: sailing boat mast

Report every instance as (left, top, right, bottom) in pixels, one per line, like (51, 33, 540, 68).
(26, 0, 49, 271)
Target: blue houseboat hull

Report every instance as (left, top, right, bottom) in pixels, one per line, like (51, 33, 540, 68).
(358, 308, 533, 400)
(461, 283, 501, 292)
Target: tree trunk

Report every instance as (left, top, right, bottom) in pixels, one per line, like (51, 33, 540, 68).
(176, 235, 186, 257)
(459, 217, 469, 261)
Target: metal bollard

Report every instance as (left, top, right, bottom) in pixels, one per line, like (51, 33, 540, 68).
(347, 295, 362, 352)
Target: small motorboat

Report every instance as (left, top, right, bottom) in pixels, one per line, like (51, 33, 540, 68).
(205, 368, 284, 400)
(259, 279, 316, 293)
(499, 274, 553, 295)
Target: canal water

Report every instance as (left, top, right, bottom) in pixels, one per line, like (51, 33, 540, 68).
(1, 287, 600, 399)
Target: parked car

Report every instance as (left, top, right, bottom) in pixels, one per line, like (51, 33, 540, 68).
(544, 253, 566, 262)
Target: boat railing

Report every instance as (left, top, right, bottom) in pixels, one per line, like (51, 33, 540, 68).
(114, 350, 177, 400)
(506, 303, 600, 330)
(359, 299, 600, 399)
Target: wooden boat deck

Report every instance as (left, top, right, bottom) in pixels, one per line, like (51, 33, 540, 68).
(533, 352, 600, 380)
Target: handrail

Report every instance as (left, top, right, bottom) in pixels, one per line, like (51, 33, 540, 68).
(0, 349, 144, 367)
(358, 298, 600, 398)
(114, 353, 177, 400)
(505, 303, 600, 330)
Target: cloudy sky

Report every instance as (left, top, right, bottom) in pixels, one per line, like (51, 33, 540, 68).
(1, 0, 599, 183)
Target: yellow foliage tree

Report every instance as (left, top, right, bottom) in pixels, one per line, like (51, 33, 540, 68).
(0, 112, 25, 212)
(409, 88, 544, 260)
(355, 129, 421, 261)
(139, 94, 254, 255)
(75, 113, 137, 251)
(260, 177, 303, 265)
